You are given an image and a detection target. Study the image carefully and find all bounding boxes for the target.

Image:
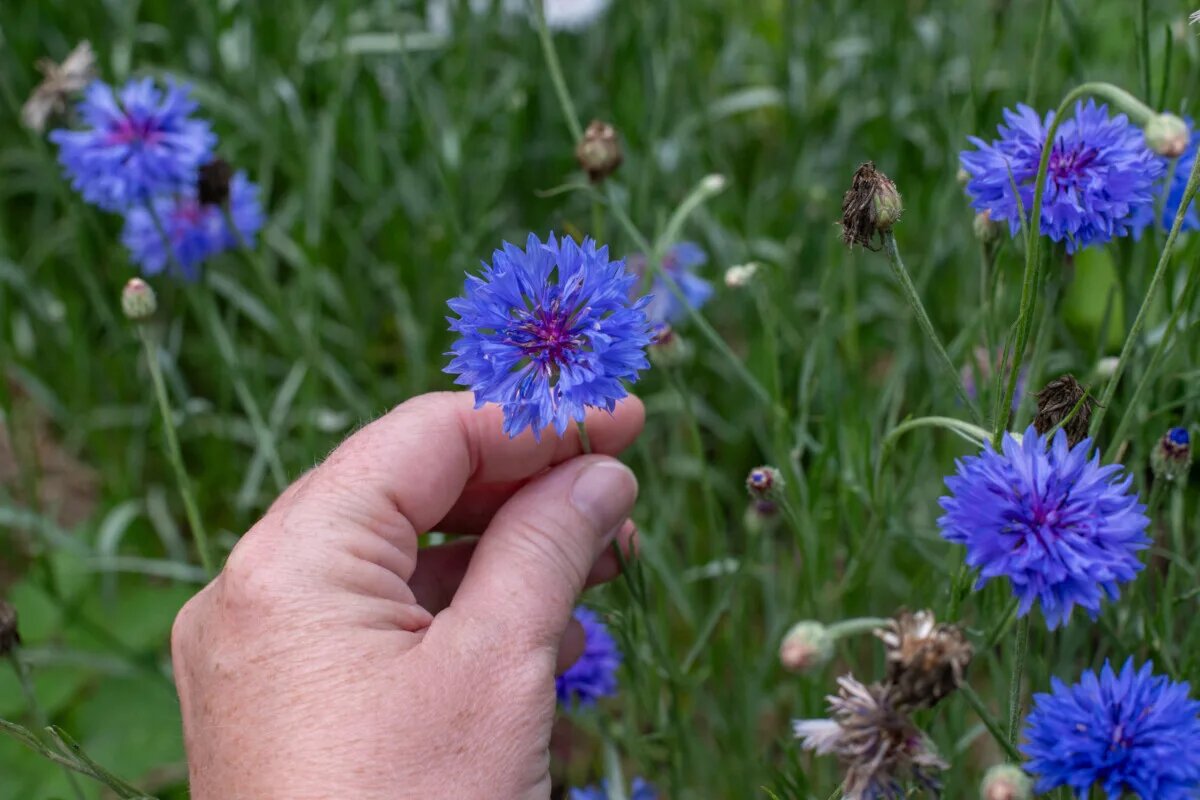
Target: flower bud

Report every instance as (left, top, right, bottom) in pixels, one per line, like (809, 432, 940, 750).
(575, 120, 622, 183)
(973, 210, 1004, 244)
(1151, 427, 1191, 483)
(746, 465, 784, 500)
(779, 620, 834, 673)
(0, 600, 19, 657)
(121, 277, 157, 321)
(956, 166, 971, 185)
(700, 173, 727, 193)
(724, 262, 760, 288)
(841, 161, 902, 249)
(980, 764, 1032, 800)
(197, 157, 234, 206)
(1033, 374, 1093, 447)
(1144, 113, 1190, 158)
(648, 323, 691, 367)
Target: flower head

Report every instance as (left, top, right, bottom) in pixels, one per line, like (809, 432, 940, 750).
(556, 606, 621, 708)
(121, 171, 263, 280)
(1158, 117, 1200, 232)
(1151, 426, 1192, 482)
(446, 234, 651, 440)
(120, 277, 157, 321)
(628, 242, 713, 325)
(960, 101, 1164, 253)
(1022, 659, 1200, 799)
(938, 426, 1149, 629)
(794, 675, 947, 800)
(745, 465, 784, 500)
(841, 161, 902, 249)
(576, 120, 622, 183)
(569, 778, 656, 800)
(1033, 374, 1094, 447)
(875, 609, 972, 710)
(49, 78, 216, 211)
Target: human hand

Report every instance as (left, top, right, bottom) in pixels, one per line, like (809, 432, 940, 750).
(171, 391, 643, 799)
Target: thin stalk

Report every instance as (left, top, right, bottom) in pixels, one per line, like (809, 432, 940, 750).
(138, 326, 214, 575)
(1091, 147, 1200, 441)
(960, 682, 1023, 762)
(1025, 0, 1055, 105)
(529, 0, 583, 142)
(8, 651, 87, 800)
(1007, 616, 1031, 750)
(880, 232, 982, 425)
(827, 617, 889, 639)
(576, 420, 592, 454)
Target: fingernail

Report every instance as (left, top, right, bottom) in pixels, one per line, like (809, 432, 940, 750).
(571, 461, 638, 534)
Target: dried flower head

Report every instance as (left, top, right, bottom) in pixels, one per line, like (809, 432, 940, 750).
(875, 609, 972, 710)
(0, 600, 19, 656)
(575, 120, 623, 183)
(197, 157, 234, 206)
(21, 41, 96, 133)
(794, 675, 947, 800)
(779, 621, 834, 673)
(841, 162, 902, 250)
(1033, 374, 1094, 447)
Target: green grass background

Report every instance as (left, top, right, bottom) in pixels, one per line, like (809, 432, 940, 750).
(1, 0, 1199, 797)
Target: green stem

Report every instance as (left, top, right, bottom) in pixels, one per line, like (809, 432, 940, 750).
(529, 0, 583, 142)
(8, 651, 87, 800)
(1025, 0, 1055, 105)
(827, 617, 889, 639)
(576, 419, 592, 454)
(960, 682, 1024, 762)
(1104, 162, 1200, 446)
(1007, 616, 1031, 750)
(881, 232, 981, 425)
(138, 326, 215, 575)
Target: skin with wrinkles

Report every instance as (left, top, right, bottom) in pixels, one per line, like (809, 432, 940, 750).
(172, 391, 644, 799)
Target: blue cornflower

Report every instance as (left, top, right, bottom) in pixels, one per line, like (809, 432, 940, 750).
(628, 242, 713, 324)
(938, 425, 1149, 629)
(49, 78, 216, 212)
(556, 606, 621, 707)
(1022, 659, 1200, 799)
(121, 171, 263, 280)
(960, 101, 1164, 253)
(446, 233, 652, 440)
(1158, 118, 1200, 231)
(569, 778, 657, 800)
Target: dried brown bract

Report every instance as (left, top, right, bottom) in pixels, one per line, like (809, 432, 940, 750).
(575, 120, 623, 183)
(1034, 374, 1094, 446)
(840, 161, 902, 250)
(198, 158, 234, 206)
(21, 41, 96, 133)
(876, 609, 972, 710)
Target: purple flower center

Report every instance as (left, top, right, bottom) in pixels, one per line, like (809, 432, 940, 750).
(1048, 138, 1099, 188)
(107, 115, 161, 147)
(507, 298, 587, 377)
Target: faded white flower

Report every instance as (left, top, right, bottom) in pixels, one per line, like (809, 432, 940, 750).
(723, 262, 760, 288)
(428, 0, 611, 35)
(794, 674, 947, 800)
(21, 41, 96, 133)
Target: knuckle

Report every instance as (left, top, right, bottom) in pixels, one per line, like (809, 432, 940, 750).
(217, 535, 290, 610)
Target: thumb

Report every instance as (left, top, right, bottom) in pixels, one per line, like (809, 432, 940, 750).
(450, 455, 638, 647)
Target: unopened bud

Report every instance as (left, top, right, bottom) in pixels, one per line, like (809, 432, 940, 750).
(121, 278, 157, 321)
(980, 764, 1032, 800)
(724, 262, 760, 288)
(575, 120, 622, 183)
(197, 157, 234, 206)
(0, 600, 19, 657)
(973, 210, 1004, 244)
(1144, 113, 1190, 158)
(841, 161, 902, 249)
(746, 465, 784, 500)
(779, 621, 834, 673)
(1151, 426, 1192, 482)
(956, 166, 971, 185)
(648, 323, 691, 367)
(700, 173, 727, 194)
(1033, 374, 1093, 447)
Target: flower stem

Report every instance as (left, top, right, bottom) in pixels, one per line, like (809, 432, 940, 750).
(8, 651, 87, 800)
(576, 420, 592, 454)
(1006, 615, 1031, 751)
(880, 232, 981, 425)
(960, 681, 1024, 762)
(826, 617, 889, 639)
(529, 0, 583, 142)
(1093, 150, 1200, 444)
(138, 325, 215, 575)
(1025, 0, 1056, 105)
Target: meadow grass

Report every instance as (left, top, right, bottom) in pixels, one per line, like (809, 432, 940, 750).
(1, 1, 1199, 797)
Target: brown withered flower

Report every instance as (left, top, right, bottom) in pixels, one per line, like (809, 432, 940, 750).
(575, 120, 623, 183)
(794, 674, 947, 799)
(21, 41, 96, 133)
(0, 600, 20, 656)
(197, 158, 234, 206)
(1034, 374, 1094, 446)
(875, 609, 972, 710)
(840, 161, 902, 250)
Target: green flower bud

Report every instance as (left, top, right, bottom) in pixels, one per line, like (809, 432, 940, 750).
(779, 621, 834, 673)
(980, 764, 1032, 800)
(1144, 113, 1190, 158)
(121, 277, 157, 321)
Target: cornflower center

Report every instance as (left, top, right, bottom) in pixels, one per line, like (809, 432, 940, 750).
(108, 113, 161, 147)
(1048, 137, 1099, 188)
(507, 296, 587, 378)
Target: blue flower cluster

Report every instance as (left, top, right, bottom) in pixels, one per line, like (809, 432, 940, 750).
(445, 233, 653, 440)
(1023, 660, 1200, 799)
(938, 426, 1149, 629)
(49, 76, 263, 279)
(569, 777, 657, 800)
(556, 606, 622, 708)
